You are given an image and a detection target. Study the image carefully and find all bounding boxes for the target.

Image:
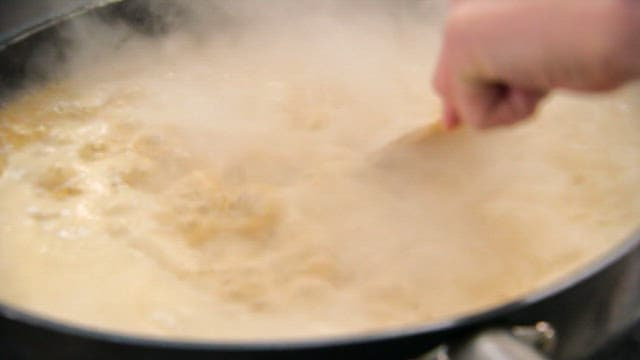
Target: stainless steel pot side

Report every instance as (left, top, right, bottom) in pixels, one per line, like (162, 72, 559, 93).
(1, 1, 639, 359)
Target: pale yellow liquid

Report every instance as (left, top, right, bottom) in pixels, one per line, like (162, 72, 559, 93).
(1, 4, 640, 341)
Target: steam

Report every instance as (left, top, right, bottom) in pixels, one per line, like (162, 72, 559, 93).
(4, 0, 640, 340)
(48, 0, 447, 162)
(14, 1, 441, 100)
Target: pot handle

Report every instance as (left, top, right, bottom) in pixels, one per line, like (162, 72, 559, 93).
(452, 329, 550, 360)
(422, 323, 556, 360)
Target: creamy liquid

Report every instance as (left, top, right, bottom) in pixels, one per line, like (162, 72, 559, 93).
(1, 4, 640, 340)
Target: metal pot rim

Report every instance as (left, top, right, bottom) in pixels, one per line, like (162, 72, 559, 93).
(2, 229, 638, 350)
(1, 0, 639, 351)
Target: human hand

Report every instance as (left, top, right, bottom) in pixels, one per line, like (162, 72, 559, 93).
(433, 0, 640, 128)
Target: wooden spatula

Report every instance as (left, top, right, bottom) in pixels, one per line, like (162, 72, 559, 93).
(371, 120, 451, 167)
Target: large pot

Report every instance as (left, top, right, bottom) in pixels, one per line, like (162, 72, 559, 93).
(1, 1, 640, 359)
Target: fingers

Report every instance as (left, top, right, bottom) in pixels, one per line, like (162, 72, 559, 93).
(442, 101, 460, 129)
(434, 52, 546, 128)
(456, 81, 547, 129)
(435, 63, 546, 129)
(433, 44, 465, 130)
(504, 88, 547, 123)
(432, 0, 638, 129)
(431, 0, 556, 129)
(482, 87, 547, 128)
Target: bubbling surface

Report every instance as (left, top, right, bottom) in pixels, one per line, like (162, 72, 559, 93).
(1, 4, 640, 340)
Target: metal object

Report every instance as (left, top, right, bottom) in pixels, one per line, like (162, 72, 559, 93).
(452, 329, 549, 360)
(0, 0, 121, 50)
(419, 323, 556, 360)
(1, 1, 640, 359)
(420, 345, 450, 360)
(512, 322, 556, 355)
